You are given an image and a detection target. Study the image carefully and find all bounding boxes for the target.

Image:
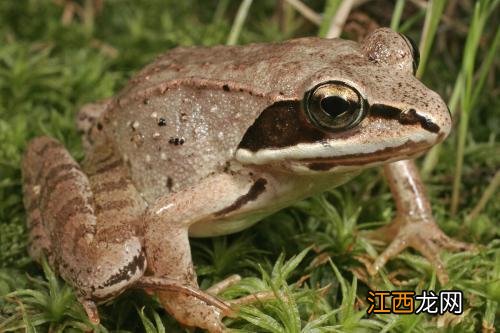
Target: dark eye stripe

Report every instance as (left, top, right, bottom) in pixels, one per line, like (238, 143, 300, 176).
(370, 104, 439, 133)
(238, 101, 324, 152)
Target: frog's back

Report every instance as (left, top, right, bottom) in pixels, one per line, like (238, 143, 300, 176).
(122, 38, 357, 98)
(101, 38, 357, 202)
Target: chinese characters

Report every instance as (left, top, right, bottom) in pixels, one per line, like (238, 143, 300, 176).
(367, 290, 463, 315)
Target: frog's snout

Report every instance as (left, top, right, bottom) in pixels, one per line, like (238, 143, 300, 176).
(416, 96, 452, 143)
(366, 94, 451, 161)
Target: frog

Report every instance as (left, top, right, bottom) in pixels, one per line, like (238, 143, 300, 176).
(22, 28, 460, 332)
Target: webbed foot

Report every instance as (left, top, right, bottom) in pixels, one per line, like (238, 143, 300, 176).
(366, 160, 473, 285)
(366, 217, 472, 284)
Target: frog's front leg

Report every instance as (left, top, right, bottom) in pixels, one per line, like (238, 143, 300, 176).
(368, 160, 471, 284)
(22, 136, 147, 321)
(143, 172, 260, 333)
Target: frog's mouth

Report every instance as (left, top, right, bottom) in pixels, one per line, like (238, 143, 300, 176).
(236, 123, 443, 171)
(297, 138, 432, 172)
(237, 136, 434, 174)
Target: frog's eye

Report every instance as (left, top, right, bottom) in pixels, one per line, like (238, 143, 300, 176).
(400, 33, 420, 75)
(305, 82, 364, 131)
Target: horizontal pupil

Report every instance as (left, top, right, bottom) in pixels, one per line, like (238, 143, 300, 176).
(320, 96, 350, 118)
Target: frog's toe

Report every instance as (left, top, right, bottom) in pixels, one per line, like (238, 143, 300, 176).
(428, 229, 473, 252)
(206, 274, 242, 295)
(76, 98, 112, 151)
(159, 291, 226, 333)
(79, 298, 100, 325)
(365, 221, 472, 285)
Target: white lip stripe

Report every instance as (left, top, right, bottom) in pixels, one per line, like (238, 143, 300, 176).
(288, 156, 405, 174)
(235, 131, 436, 165)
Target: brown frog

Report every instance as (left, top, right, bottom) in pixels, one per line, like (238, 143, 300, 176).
(22, 28, 458, 332)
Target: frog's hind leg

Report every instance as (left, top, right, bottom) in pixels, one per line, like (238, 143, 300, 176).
(22, 136, 147, 322)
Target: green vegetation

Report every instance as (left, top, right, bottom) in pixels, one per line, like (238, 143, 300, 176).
(0, 1, 498, 332)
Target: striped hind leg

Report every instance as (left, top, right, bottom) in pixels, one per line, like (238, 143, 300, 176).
(22, 136, 146, 321)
